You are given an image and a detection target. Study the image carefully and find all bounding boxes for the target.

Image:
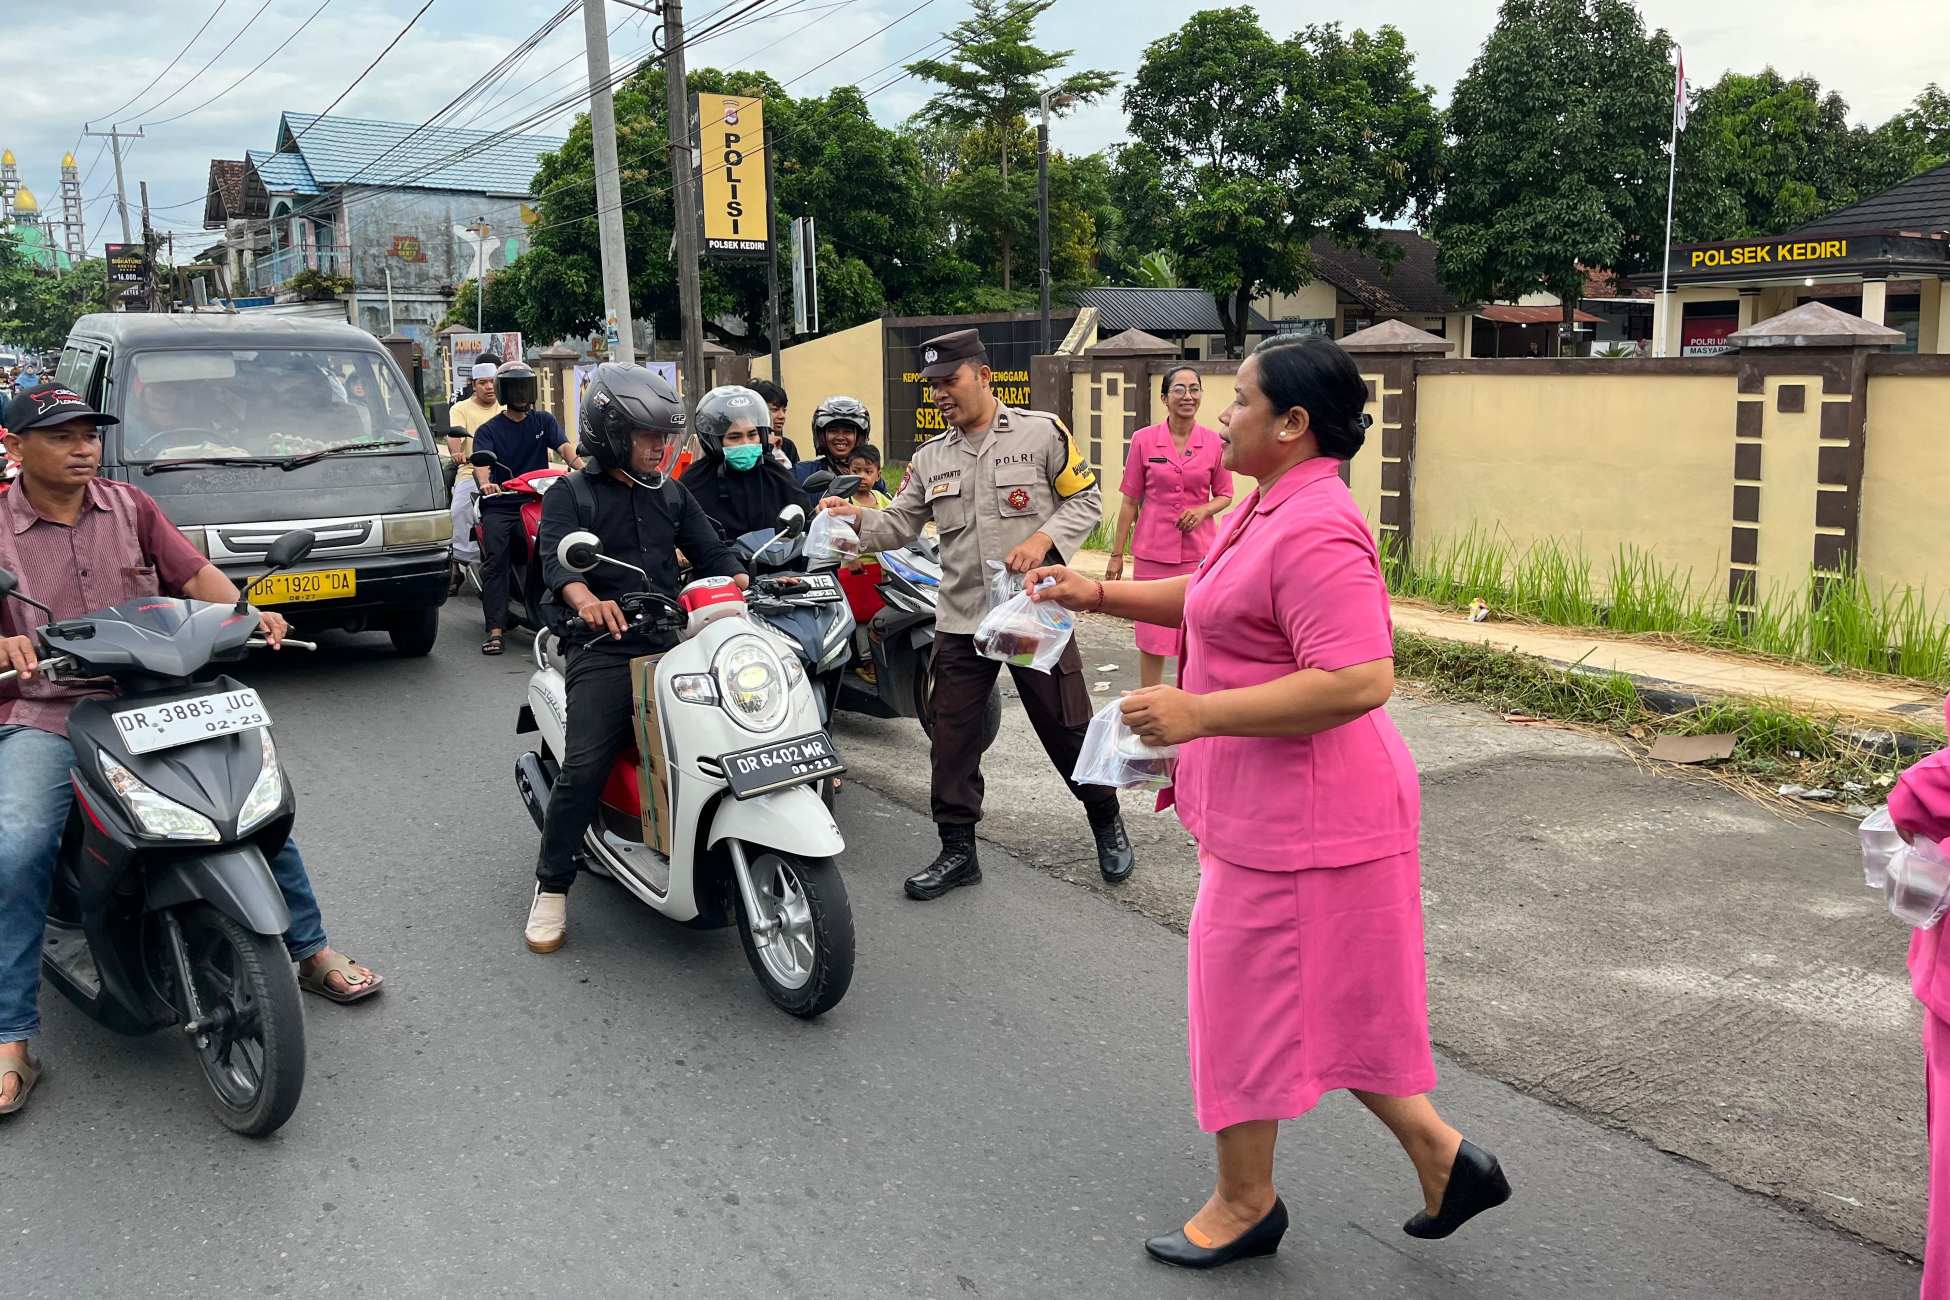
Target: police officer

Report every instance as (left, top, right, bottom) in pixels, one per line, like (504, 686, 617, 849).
(819, 329, 1135, 899)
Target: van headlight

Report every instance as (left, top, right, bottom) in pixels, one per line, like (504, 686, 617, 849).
(383, 510, 454, 548)
(236, 728, 285, 833)
(715, 636, 789, 733)
(98, 752, 221, 842)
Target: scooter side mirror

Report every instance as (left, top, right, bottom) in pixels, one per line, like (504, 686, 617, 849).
(0, 567, 16, 600)
(558, 530, 603, 573)
(262, 530, 316, 570)
(802, 469, 834, 495)
(828, 473, 864, 501)
(777, 505, 807, 539)
(468, 450, 499, 468)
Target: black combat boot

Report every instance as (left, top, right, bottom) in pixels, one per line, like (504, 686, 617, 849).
(905, 824, 981, 900)
(1092, 812, 1135, 883)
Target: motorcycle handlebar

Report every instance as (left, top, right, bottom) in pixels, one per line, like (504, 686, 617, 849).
(0, 653, 74, 685)
(246, 638, 318, 651)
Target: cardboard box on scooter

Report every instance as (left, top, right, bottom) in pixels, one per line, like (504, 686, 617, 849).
(630, 654, 674, 857)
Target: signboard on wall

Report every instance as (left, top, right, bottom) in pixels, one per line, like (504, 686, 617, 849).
(696, 94, 770, 258)
(448, 330, 524, 394)
(104, 243, 148, 283)
(880, 316, 1066, 464)
(1681, 317, 1737, 357)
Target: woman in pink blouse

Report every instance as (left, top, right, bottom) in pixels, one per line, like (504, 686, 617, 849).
(1106, 366, 1234, 687)
(1029, 337, 1510, 1270)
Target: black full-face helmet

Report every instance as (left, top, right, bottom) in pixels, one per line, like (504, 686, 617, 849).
(578, 362, 686, 480)
(496, 359, 539, 410)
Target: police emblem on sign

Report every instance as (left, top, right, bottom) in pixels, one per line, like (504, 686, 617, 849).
(1007, 487, 1031, 511)
(723, 100, 740, 126)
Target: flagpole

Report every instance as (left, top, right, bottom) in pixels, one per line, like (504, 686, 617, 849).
(1658, 47, 1682, 357)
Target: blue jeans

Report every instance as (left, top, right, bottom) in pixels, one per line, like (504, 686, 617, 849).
(0, 724, 328, 1044)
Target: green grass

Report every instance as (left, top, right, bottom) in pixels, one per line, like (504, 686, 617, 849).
(1393, 630, 1941, 793)
(1081, 519, 1114, 552)
(1385, 526, 1950, 685)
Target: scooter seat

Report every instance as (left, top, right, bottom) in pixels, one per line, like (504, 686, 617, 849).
(540, 631, 571, 678)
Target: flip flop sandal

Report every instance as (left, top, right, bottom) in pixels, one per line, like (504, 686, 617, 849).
(299, 952, 385, 1005)
(481, 635, 505, 656)
(0, 1053, 44, 1116)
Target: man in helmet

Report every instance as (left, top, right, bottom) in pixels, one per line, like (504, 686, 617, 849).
(523, 364, 747, 954)
(472, 359, 583, 656)
(794, 396, 887, 494)
(682, 385, 811, 542)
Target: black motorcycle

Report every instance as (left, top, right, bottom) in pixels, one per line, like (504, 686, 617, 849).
(0, 531, 319, 1136)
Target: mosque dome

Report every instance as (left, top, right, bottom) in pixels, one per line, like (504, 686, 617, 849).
(62, 152, 76, 169)
(14, 184, 38, 214)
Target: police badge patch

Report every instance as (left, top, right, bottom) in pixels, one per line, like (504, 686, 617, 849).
(923, 347, 939, 364)
(1006, 487, 1031, 512)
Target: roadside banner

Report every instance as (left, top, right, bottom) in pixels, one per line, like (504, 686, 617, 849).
(449, 330, 523, 394)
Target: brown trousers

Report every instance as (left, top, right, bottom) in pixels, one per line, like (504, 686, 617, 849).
(928, 632, 1118, 827)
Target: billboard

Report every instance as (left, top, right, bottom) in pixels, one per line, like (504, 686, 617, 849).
(448, 330, 524, 394)
(104, 243, 148, 284)
(880, 316, 1064, 464)
(696, 94, 770, 258)
(1681, 316, 1737, 357)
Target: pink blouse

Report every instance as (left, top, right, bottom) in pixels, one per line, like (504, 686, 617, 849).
(1165, 456, 1419, 871)
(1892, 698, 1950, 1020)
(1118, 422, 1233, 565)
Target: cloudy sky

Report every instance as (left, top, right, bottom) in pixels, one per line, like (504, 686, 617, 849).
(5, 0, 1944, 256)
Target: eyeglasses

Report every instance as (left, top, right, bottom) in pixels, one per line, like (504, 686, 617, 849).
(1167, 385, 1202, 396)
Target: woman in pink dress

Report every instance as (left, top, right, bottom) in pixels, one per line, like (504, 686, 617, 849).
(1029, 336, 1510, 1270)
(1106, 366, 1233, 687)
(1887, 697, 1950, 1297)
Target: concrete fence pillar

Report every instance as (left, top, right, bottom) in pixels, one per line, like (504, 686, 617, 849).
(1338, 320, 1452, 564)
(536, 343, 579, 441)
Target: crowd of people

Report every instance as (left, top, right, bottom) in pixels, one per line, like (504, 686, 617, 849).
(16, 324, 1950, 1289)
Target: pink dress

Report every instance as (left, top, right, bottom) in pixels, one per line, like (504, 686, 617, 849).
(1165, 456, 1433, 1132)
(1118, 423, 1232, 657)
(1888, 699, 1950, 1299)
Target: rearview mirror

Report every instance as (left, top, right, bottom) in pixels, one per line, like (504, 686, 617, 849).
(777, 504, 807, 539)
(468, 450, 498, 468)
(829, 474, 863, 501)
(802, 469, 834, 495)
(0, 567, 15, 600)
(263, 530, 316, 570)
(558, 530, 603, 573)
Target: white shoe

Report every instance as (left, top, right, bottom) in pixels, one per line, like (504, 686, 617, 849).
(524, 887, 567, 953)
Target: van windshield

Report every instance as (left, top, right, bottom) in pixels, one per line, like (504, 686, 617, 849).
(119, 347, 427, 463)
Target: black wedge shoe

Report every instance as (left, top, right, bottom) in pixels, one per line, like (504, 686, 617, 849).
(1144, 1197, 1288, 1270)
(1403, 1139, 1511, 1239)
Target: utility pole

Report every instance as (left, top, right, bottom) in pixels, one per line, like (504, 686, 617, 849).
(1036, 91, 1071, 356)
(469, 217, 491, 333)
(139, 180, 157, 313)
(84, 125, 143, 245)
(583, 0, 636, 366)
(662, 0, 706, 409)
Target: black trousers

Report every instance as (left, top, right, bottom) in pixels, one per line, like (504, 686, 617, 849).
(537, 648, 637, 892)
(929, 632, 1118, 828)
(479, 504, 526, 634)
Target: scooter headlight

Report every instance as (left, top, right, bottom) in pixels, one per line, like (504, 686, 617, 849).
(236, 728, 284, 834)
(97, 752, 222, 842)
(715, 635, 789, 733)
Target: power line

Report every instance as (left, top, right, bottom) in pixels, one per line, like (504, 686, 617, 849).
(285, 0, 442, 151)
(129, 0, 276, 124)
(141, 0, 336, 130)
(86, 0, 231, 128)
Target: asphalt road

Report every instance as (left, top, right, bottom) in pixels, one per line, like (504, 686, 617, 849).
(2, 599, 1923, 1298)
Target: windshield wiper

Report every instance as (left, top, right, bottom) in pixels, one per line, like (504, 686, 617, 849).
(278, 438, 418, 470)
(142, 456, 286, 476)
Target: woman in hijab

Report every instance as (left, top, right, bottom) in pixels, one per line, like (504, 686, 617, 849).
(683, 384, 812, 542)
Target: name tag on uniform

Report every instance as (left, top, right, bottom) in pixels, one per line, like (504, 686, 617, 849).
(1147, 456, 1169, 463)
(927, 478, 961, 500)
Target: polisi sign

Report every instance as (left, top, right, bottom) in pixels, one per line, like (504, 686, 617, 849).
(697, 94, 771, 258)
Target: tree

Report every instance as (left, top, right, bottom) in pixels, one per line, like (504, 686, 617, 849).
(1676, 71, 1880, 240)
(1123, 9, 1443, 355)
(0, 241, 112, 354)
(1432, 0, 1673, 342)
(906, 0, 1115, 291)
(1868, 83, 1950, 186)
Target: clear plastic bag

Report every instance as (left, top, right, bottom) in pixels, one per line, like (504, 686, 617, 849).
(1072, 698, 1178, 789)
(1859, 806, 1903, 888)
(972, 569, 1074, 673)
(1887, 834, 1950, 929)
(985, 559, 1019, 610)
(805, 510, 863, 564)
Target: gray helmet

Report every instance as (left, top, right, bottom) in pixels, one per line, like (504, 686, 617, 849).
(812, 395, 871, 441)
(578, 362, 686, 476)
(692, 384, 773, 455)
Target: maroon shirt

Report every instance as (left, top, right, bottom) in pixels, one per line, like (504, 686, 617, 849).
(0, 478, 210, 737)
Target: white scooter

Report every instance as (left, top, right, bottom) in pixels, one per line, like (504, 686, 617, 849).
(513, 516, 855, 1018)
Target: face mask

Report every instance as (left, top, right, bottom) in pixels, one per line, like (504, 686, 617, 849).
(723, 443, 765, 471)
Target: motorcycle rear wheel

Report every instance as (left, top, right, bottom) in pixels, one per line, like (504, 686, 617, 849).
(733, 850, 854, 1019)
(173, 905, 307, 1137)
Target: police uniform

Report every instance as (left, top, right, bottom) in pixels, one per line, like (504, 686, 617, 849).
(854, 330, 1132, 896)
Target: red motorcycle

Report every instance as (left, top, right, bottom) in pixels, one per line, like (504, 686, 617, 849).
(462, 452, 568, 631)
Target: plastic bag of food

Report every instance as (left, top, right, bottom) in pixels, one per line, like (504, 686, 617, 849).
(985, 559, 1019, 611)
(1859, 805, 1903, 889)
(1072, 698, 1179, 789)
(973, 575, 1074, 673)
(805, 510, 863, 564)
(1888, 834, 1950, 929)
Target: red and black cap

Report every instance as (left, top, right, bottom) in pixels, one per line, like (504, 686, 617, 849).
(3, 384, 120, 436)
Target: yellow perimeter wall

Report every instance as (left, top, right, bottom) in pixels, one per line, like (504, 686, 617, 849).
(749, 319, 885, 450)
(1414, 372, 1733, 593)
(1860, 374, 1950, 604)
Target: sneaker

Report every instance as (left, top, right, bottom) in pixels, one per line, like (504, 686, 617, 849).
(524, 887, 567, 953)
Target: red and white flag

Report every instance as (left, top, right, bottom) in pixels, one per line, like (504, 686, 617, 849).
(1674, 48, 1688, 132)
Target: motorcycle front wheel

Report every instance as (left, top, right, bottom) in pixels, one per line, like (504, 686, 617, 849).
(173, 905, 307, 1137)
(733, 850, 854, 1019)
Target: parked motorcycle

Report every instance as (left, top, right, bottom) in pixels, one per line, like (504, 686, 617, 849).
(0, 532, 320, 1136)
(462, 449, 567, 630)
(513, 523, 856, 1018)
